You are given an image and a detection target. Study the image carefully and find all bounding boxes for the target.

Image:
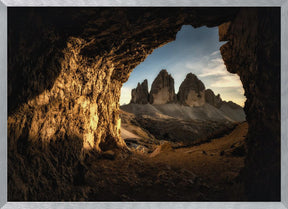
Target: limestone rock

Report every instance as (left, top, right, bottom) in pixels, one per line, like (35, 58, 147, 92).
(218, 21, 231, 41)
(205, 89, 223, 108)
(149, 70, 176, 104)
(222, 101, 242, 109)
(177, 73, 205, 106)
(102, 150, 116, 160)
(130, 79, 149, 104)
(220, 8, 280, 200)
(7, 7, 280, 201)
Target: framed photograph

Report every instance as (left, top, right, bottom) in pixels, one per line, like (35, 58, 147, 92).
(0, 0, 287, 209)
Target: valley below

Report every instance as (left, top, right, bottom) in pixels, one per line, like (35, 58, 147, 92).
(120, 103, 245, 152)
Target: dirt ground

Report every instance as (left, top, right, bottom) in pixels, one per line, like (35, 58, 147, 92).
(83, 122, 248, 201)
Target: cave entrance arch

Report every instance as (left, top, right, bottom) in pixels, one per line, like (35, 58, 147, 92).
(8, 7, 280, 201)
(119, 25, 246, 149)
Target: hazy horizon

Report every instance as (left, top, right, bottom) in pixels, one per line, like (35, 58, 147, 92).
(120, 25, 246, 107)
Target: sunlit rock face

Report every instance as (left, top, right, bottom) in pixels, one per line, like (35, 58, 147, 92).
(129, 72, 243, 113)
(7, 7, 280, 201)
(8, 35, 125, 153)
(8, 8, 236, 155)
(130, 79, 149, 104)
(178, 73, 205, 106)
(8, 7, 237, 200)
(219, 8, 280, 200)
(149, 70, 176, 104)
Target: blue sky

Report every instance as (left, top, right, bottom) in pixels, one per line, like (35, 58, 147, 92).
(120, 25, 245, 106)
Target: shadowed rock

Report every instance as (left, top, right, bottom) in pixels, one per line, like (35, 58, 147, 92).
(178, 73, 206, 107)
(149, 70, 176, 104)
(131, 79, 149, 104)
(205, 89, 223, 108)
(7, 7, 280, 201)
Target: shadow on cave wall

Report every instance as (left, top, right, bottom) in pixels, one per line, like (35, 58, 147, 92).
(8, 8, 85, 113)
(8, 7, 238, 113)
(7, 7, 280, 201)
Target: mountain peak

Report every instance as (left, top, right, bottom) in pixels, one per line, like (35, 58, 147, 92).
(149, 69, 176, 104)
(129, 69, 240, 109)
(159, 69, 168, 74)
(177, 73, 206, 106)
(186, 72, 197, 79)
(130, 79, 149, 104)
(205, 89, 223, 108)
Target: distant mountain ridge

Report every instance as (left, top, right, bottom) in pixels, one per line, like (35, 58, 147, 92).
(121, 69, 246, 146)
(130, 69, 243, 110)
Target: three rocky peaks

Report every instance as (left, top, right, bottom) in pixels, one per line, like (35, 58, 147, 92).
(130, 69, 240, 109)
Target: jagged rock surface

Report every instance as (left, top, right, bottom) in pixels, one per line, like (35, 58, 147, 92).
(130, 73, 243, 110)
(177, 73, 205, 106)
(8, 7, 238, 201)
(219, 8, 280, 200)
(7, 7, 280, 201)
(130, 79, 149, 104)
(149, 70, 176, 104)
(205, 89, 223, 108)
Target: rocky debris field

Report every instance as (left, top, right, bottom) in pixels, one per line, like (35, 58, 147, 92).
(9, 122, 248, 201)
(86, 122, 248, 201)
(78, 122, 248, 201)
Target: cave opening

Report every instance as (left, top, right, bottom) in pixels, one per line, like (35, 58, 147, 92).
(7, 7, 280, 201)
(117, 25, 249, 200)
(120, 25, 247, 150)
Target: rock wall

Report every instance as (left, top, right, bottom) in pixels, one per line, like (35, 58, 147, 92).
(130, 79, 149, 104)
(7, 7, 280, 201)
(177, 73, 206, 106)
(130, 71, 241, 109)
(205, 89, 223, 108)
(149, 69, 176, 104)
(219, 8, 280, 200)
(8, 7, 237, 200)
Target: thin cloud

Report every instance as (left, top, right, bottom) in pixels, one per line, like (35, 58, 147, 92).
(237, 88, 245, 95)
(210, 75, 243, 88)
(122, 26, 245, 106)
(198, 63, 227, 77)
(210, 50, 220, 56)
(185, 62, 203, 72)
(210, 58, 223, 64)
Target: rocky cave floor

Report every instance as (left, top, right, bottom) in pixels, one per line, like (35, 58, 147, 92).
(9, 122, 248, 201)
(76, 122, 248, 201)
